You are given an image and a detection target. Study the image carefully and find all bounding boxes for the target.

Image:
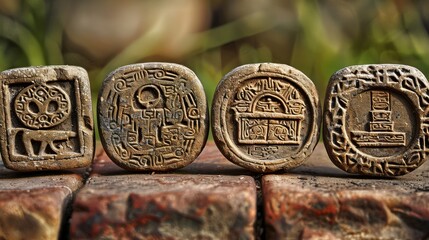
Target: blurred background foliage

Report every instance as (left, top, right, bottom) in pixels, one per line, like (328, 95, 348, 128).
(1, 0, 429, 138)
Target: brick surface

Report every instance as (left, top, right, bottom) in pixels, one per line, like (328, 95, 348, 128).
(0, 163, 84, 240)
(263, 144, 429, 240)
(70, 142, 257, 239)
(90, 142, 254, 176)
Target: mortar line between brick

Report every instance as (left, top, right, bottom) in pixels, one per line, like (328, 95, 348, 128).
(254, 174, 265, 240)
(59, 159, 93, 239)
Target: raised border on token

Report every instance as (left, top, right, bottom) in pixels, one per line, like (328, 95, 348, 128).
(323, 64, 429, 176)
(0, 65, 94, 171)
(212, 63, 321, 172)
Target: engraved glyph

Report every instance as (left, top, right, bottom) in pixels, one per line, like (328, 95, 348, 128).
(0, 66, 94, 171)
(12, 83, 76, 158)
(233, 78, 305, 145)
(351, 90, 406, 147)
(15, 83, 71, 129)
(99, 63, 208, 171)
(324, 64, 429, 176)
(212, 63, 321, 173)
(20, 130, 76, 157)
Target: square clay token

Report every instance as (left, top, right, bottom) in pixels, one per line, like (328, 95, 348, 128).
(0, 66, 94, 171)
(324, 64, 429, 176)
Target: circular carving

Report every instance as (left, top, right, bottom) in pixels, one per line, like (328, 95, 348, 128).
(212, 63, 321, 173)
(136, 85, 161, 108)
(323, 64, 429, 176)
(15, 84, 71, 129)
(98, 63, 208, 171)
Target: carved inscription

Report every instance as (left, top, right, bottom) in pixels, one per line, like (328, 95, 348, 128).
(248, 146, 279, 158)
(212, 63, 321, 173)
(324, 65, 429, 176)
(0, 66, 94, 171)
(100, 64, 207, 170)
(9, 82, 81, 160)
(351, 91, 406, 147)
(15, 84, 71, 129)
(233, 78, 305, 145)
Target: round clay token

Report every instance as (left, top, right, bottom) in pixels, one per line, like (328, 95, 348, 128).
(212, 63, 321, 172)
(323, 64, 429, 176)
(98, 63, 208, 171)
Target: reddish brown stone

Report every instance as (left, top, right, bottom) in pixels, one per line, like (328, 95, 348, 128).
(263, 144, 429, 239)
(0, 163, 84, 240)
(91, 142, 254, 176)
(70, 174, 256, 239)
(70, 143, 256, 239)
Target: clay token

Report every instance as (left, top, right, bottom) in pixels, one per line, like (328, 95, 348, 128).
(212, 63, 321, 172)
(98, 63, 208, 171)
(0, 66, 94, 171)
(324, 64, 429, 176)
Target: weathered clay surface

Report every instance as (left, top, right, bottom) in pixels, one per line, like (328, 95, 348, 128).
(70, 174, 256, 239)
(264, 144, 429, 240)
(0, 65, 94, 171)
(324, 64, 429, 176)
(98, 62, 208, 171)
(0, 162, 84, 240)
(212, 63, 321, 173)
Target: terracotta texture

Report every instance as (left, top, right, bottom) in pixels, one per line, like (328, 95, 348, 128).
(91, 142, 254, 176)
(70, 174, 256, 239)
(0, 163, 84, 240)
(98, 62, 208, 171)
(70, 143, 256, 239)
(0, 65, 94, 171)
(324, 64, 429, 176)
(212, 63, 321, 172)
(263, 144, 429, 240)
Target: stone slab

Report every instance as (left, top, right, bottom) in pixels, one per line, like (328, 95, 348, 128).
(90, 142, 255, 176)
(0, 162, 84, 240)
(263, 144, 429, 239)
(70, 174, 256, 239)
(70, 142, 257, 239)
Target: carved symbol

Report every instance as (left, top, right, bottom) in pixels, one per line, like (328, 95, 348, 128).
(248, 146, 279, 158)
(15, 83, 71, 129)
(21, 129, 76, 157)
(351, 90, 406, 147)
(325, 65, 429, 176)
(101, 66, 205, 170)
(11, 83, 77, 159)
(136, 84, 161, 108)
(233, 78, 305, 144)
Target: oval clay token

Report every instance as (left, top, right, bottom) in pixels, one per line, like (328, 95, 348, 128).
(212, 63, 321, 172)
(98, 63, 208, 171)
(323, 64, 429, 176)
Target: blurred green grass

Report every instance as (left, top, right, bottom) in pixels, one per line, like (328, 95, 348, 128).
(1, 0, 429, 140)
